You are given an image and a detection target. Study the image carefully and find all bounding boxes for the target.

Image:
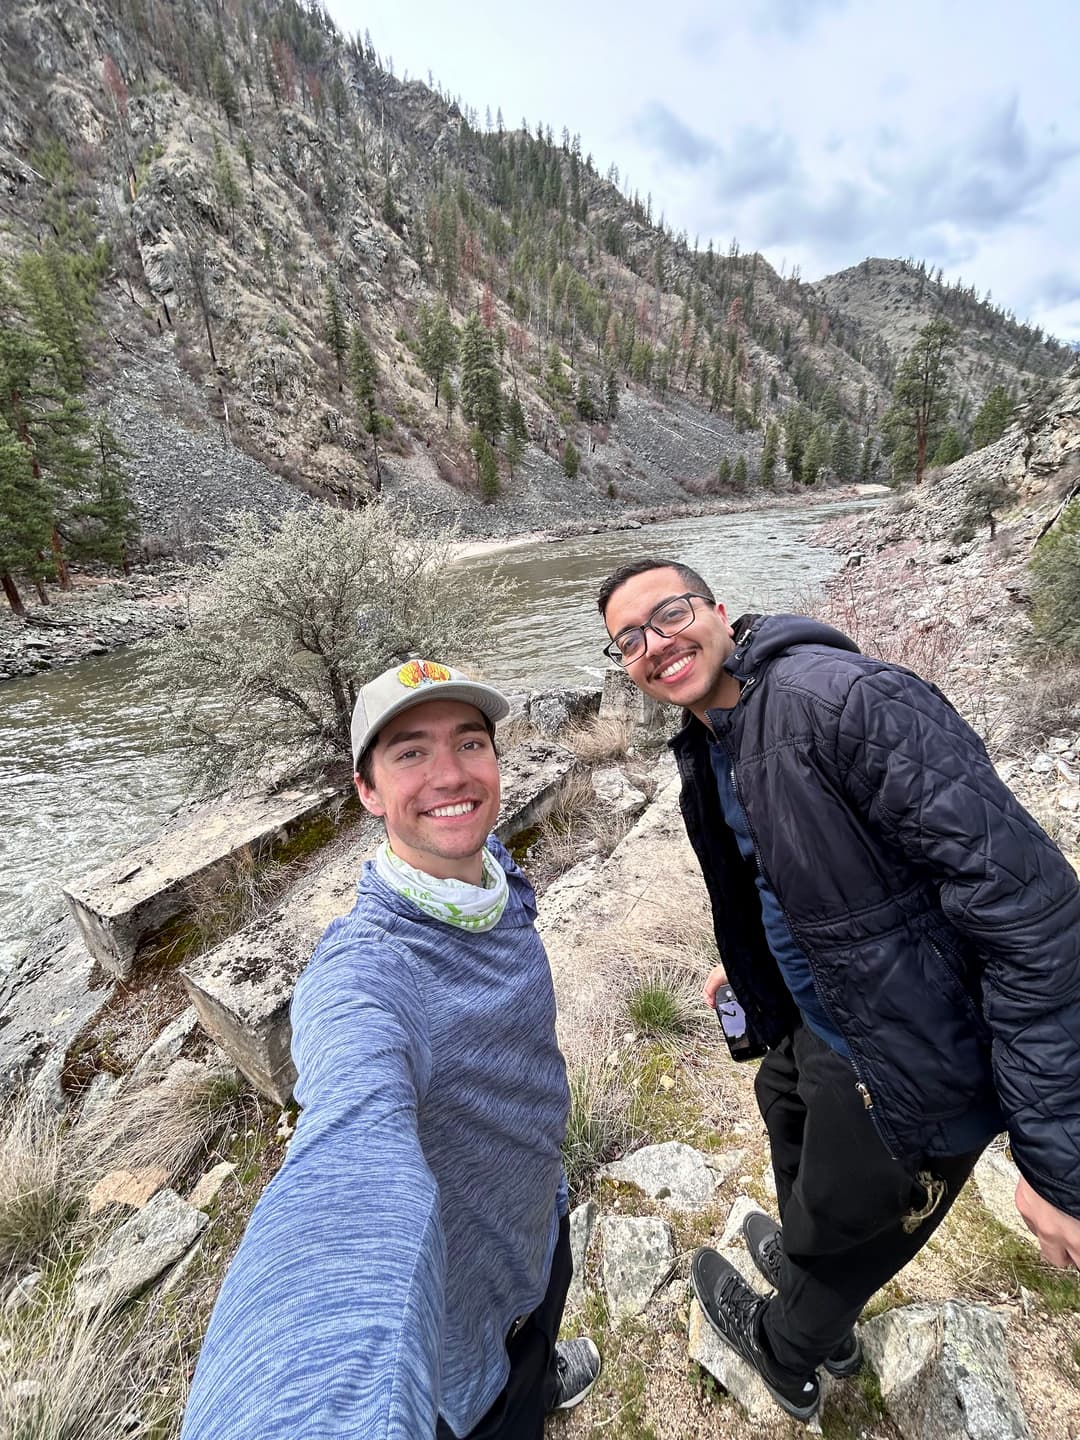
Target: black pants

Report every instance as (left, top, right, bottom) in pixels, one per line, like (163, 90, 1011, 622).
(436, 1214, 572, 1440)
(754, 1023, 985, 1375)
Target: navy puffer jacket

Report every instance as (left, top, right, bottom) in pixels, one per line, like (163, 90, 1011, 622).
(672, 614, 1080, 1218)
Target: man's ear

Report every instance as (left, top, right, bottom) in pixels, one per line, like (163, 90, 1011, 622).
(355, 773, 386, 817)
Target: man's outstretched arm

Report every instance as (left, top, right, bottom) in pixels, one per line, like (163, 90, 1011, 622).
(181, 945, 444, 1440)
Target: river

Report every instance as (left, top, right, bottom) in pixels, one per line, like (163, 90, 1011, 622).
(0, 497, 873, 975)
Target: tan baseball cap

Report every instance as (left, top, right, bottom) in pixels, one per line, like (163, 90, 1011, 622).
(350, 658, 511, 768)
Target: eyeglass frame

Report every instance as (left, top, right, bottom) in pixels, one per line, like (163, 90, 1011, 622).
(602, 592, 714, 667)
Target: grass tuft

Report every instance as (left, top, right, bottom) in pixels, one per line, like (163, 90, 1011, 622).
(626, 972, 697, 1041)
(0, 1099, 87, 1282)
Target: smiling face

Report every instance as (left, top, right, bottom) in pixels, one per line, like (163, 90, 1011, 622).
(356, 697, 501, 884)
(603, 566, 740, 721)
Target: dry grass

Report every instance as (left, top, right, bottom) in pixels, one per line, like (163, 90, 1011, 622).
(562, 714, 632, 765)
(0, 1100, 88, 1282)
(0, 1289, 185, 1439)
(79, 1065, 250, 1191)
(1000, 662, 1080, 748)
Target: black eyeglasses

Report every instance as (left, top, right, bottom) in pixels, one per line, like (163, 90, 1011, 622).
(603, 593, 712, 666)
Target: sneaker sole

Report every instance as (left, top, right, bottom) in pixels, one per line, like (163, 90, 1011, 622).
(690, 1261, 820, 1422)
(739, 1215, 863, 1381)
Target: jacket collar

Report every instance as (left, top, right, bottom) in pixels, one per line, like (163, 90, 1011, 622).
(671, 612, 860, 751)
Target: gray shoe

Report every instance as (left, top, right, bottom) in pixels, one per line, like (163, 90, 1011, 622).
(550, 1337, 602, 1410)
(741, 1211, 863, 1379)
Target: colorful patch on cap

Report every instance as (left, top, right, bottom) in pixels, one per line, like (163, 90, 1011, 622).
(398, 659, 451, 689)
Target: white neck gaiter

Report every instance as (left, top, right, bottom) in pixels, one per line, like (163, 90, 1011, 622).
(374, 842, 509, 932)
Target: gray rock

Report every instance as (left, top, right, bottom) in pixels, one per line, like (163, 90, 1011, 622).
(526, 686, 600, 738)
(972, 1147, 1036, 1247)
(599, 668, 664, 733)
(862, 1301, 1031, 1440)
(602, 1141, 732, 1212)
(591, 767, 648, 822)
(131, 1006, 201, 1081)
(600, 1215, 675, 1317)
(566, 1199, 598, 1313)
(73, 1187, 208, 1314)
(719, 1194, 768, 1251)
(5, 1270, 43, 1315)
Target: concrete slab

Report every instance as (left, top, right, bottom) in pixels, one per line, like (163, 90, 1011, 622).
(183, 741, 584, 1104)
(63, 782, 346, 978)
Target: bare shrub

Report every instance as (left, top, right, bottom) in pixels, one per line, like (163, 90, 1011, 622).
(0, 1100, 87, 1281)
(434, 449, 472, 492)
(1001, 663, 1080, 749)
(562, 714, 631, 765)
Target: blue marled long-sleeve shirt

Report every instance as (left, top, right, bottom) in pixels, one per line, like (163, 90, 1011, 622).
(181, 838, 570, 1440)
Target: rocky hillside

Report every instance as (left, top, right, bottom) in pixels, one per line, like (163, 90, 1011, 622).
(814, 258, 1070, 423)
(1, 0, 1072, 564)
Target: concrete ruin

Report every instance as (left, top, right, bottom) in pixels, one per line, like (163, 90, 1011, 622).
(62, 783, 346, 979)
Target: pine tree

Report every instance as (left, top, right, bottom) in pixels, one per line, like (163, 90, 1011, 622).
(971, 385, 1013, 450)
(212, 56, 241, 138)
(470, 428, 499, 502)
(931, 428, 965, 468)
(733, 454, 748, 490)
(0, 414, 52, 614)
(761, 421, 779, 487)
(348, 325, 381, 488)
(859, 434, 875, 483)
(70, 419, 137, 568)
(459, 312, 503, 442)
(212, 134, 242, 242)
(562, 436, 580, 479)
(830, 420, 856, 482)
(324, 278, 348, 389)
(716, 455, 732, 489)
(803, 427, 829, 485)
(417, 298, 459, 408)
(883, 318, 956, 485)
(605, 369, 619, 421)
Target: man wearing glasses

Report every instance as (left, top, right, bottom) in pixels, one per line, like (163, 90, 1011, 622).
(597, 559, 1080, 1423)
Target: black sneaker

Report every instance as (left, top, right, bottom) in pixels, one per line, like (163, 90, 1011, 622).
(741, 1211, 863, 1379)
(550, 1337, 602, 1411)
(690, 1248, 820, 1421)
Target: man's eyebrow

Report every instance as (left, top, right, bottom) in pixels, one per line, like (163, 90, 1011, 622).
(380, 718, 489, 748)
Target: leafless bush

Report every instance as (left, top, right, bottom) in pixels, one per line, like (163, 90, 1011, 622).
(434, 449, 472, 492)
(1001, 663, 1080, 749)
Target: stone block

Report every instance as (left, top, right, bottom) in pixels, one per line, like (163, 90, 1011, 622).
(602, 1141, 737, 1212)
(566, 1198, 598, 1314)
(493, 739, 584, 842)
(599, 668, 664, 732)
(63, 782, 346, 978)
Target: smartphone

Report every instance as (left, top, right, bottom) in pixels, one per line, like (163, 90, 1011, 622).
(715, 985, 765, 1061)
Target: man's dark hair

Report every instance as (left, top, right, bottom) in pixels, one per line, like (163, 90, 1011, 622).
(597, 559, 715, 620)
(356, 713, 497, 786)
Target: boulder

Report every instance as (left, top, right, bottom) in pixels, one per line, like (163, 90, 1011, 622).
(188, 1161, 236, 1210)
(591, 767, 648, 822)
(525, 686, 600, 738)
(74, 1188, 208, 1313)
(861, 1301, 1031, 1440)
(566, 1199, 598, 1314)
(599, 668, 665, 733)
(602, 1141, 737, 1212)
(600, 1215, 675, 1318)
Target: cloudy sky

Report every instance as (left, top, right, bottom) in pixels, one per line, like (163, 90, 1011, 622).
(326, 0, 1080, 342)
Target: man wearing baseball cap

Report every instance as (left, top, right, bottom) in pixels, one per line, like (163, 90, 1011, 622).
(182, 658, 601, 1440)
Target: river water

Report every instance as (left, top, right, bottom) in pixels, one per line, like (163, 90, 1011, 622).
(0, 497, 874, 975)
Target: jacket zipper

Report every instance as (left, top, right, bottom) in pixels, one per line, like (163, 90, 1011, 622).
(726, 745, 889, 1137)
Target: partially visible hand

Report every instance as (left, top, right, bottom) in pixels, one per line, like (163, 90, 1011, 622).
(702, 964, 729, 1009)
(1015, 1174, 1080, 1268)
